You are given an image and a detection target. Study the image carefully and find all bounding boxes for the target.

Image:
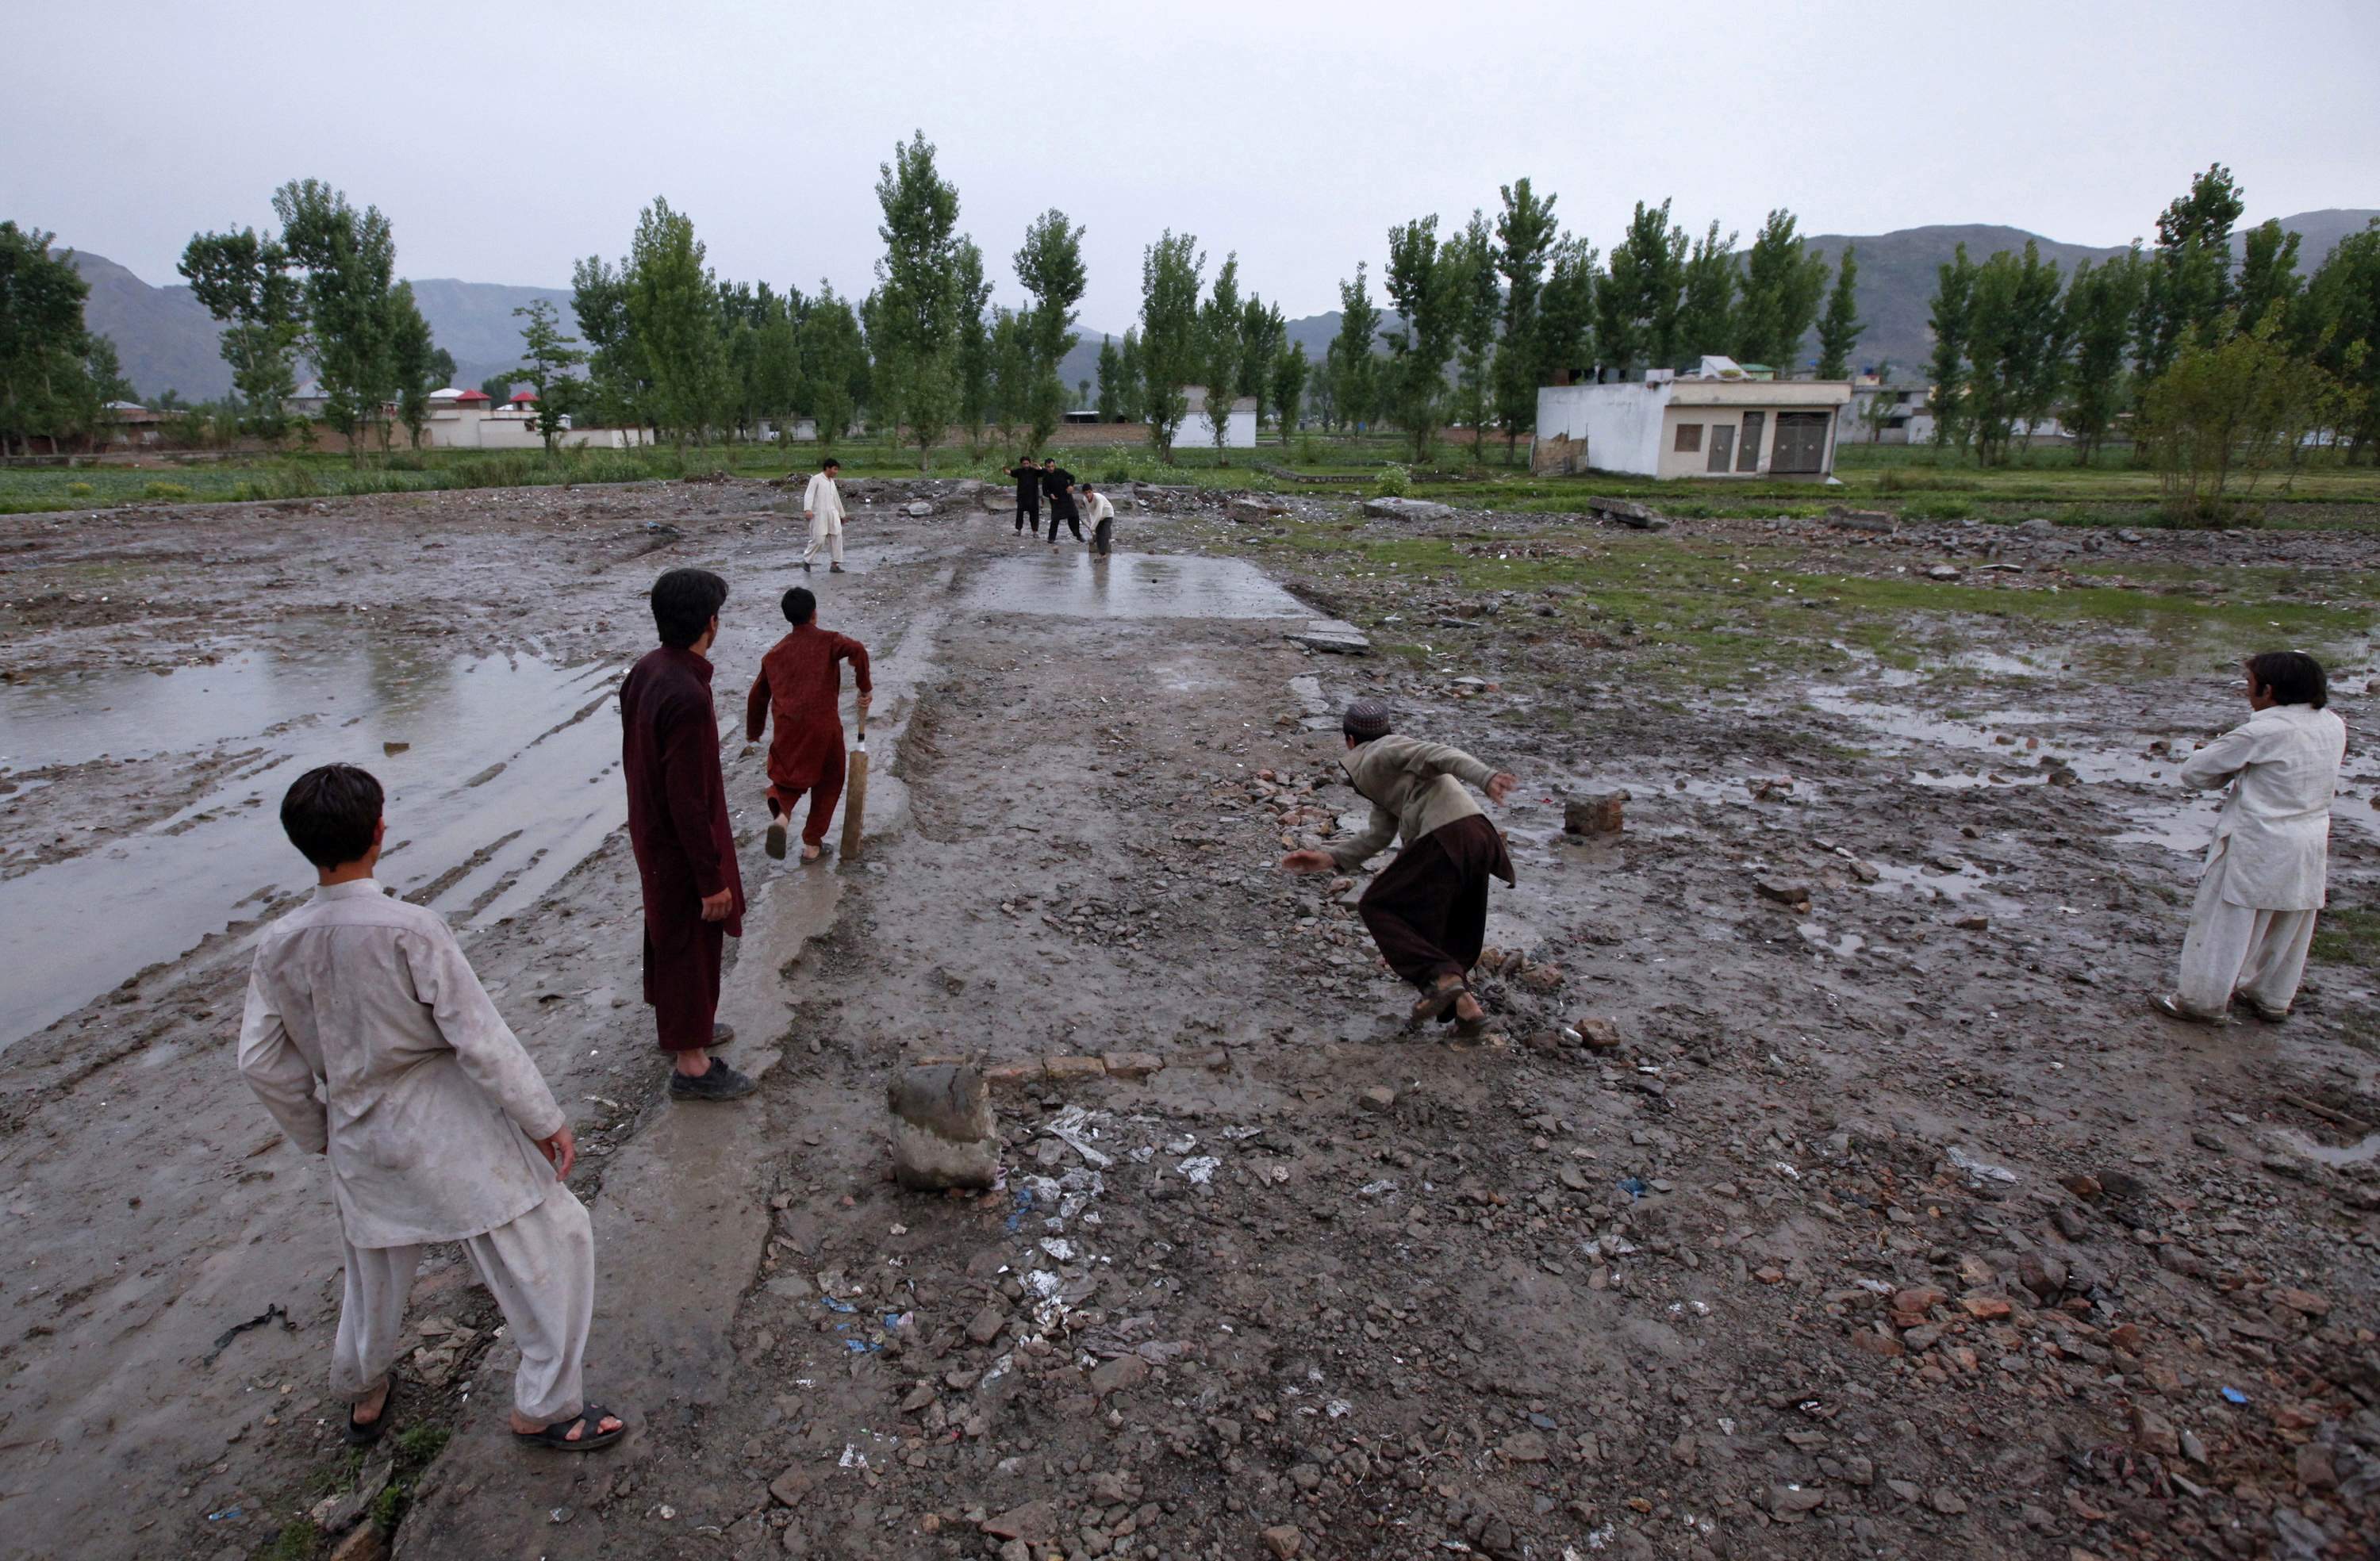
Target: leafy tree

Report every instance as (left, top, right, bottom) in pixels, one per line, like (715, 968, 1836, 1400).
(1961, 242, 2067, 463)
(1813, 245, 1863, 379)
(1448, 211, 1499, 455)
(571, 254, 642, 430)
(749, 288, 803, 445)
(1734, 208, 1827, 370)
(1491, 177, 1558, 454)
(797, 283, 866, 451)
(1537, 235, 1597, 388)
(426, 346, 456, 389)
(1925, 244, 1977, 452)
(988, 307, 1029, 443)
(1270, 341, 1310, 446)
(2234, 219, 2303, 338)
(178, 226, 301, 439)
(1114, 328, 1145, 424)
(273, 178, 402, 460)
(2139, 305, 2351, 519)
(1595, 200, 1684, 377)
(2302, 218, 2380, 458)
(2138, 163, 2244, 382)
(478, 374, 513, 402)
(1672, 221, 1737, 368)
(1015, 209, 1087, 451)
(2060, 247, 2144, 465)
(3, 224, 125, 452)
(1238, 296, 1285, 430)
(1138, 229, 1205, 458)
(869, 131, 966, 469)
(1095, 334, 1123, 421)
(952, 240, 992, 453)
(1199, 254, 1245, 462)
(1327, 261, 1382, 430)
(625, 196, 731, 445)
(509, 297, 587, 454)
(388, 282, 438, 448)
(1383, 217, 1460, 459)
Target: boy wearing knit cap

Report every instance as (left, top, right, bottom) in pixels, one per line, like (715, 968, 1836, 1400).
(1281, 700, 1518, 1034)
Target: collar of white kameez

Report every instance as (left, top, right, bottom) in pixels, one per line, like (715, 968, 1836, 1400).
(313, 879, 386, 901)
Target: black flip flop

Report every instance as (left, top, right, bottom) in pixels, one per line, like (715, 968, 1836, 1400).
(345, 1380, 396, 1447)
(1408, 981, 1468, 1030)
(512, 1402, 628, 1452)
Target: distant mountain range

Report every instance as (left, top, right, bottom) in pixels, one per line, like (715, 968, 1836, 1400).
(63, 209, 2377, 401)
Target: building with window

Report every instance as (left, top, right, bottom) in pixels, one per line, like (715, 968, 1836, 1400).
(1531, 359, 1852, 479)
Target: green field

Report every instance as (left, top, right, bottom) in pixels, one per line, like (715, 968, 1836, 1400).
(4, 432, 2377, 525)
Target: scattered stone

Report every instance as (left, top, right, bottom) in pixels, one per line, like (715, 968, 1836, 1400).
(1563, 791, 1629, 835)
(886, 1063, 998, 1191)
(2268, 1287, 2331, 1317)
(1894, 1287, 1948, 1315)
(1929, 1488, 1969, 1517)
(1756, 877, 1812, 908)
(1357, 1085, 1397, 1114)
(1829, 507, 1897, 533)
(2129, 1405, 2179, 1458)
(1503, 1431, 1549, 1463)
(1768, 1484, 1825, 1513)
(1102, 1053, 1163, 1080)
(966, 1306, 1008, 1346)
(904, 500, 934, 516)
(1286, 619, 1371, 655)
(1088, 1354, 1150, 1396)
(1960, 1294, 2013, 1321)
(1925, 565, 1963, 581)
(1261, 1525, 1304, 1559)
(1573, 1016, 1622, 1051)
(1584, 496, 1669, 531)
(770, 1466, 817, 1506)
(328, 1526, 387, 1561)
(981, 1502, 1056, 1543)
(1042, 1055, 1107, 1083)
(1361, 497, 1456, 523)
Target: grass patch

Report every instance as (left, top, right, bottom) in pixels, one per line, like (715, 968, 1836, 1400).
(2312, 906, 2380, 968)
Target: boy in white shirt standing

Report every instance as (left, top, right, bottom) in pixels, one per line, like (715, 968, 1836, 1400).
(2155, 651, 2347, 1023)
(238, 764, 628, 1451)
(801, 456, 846, 573)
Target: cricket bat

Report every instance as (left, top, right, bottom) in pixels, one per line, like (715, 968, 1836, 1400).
(839, 718, 869, 860)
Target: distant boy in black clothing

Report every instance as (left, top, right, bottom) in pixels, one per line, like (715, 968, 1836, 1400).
(1003, 458, 1042, 537)
(1041, 457, 1082, 543)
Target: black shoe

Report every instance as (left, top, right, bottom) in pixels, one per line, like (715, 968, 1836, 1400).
(669, 1060, 757, 1101)
(802, 558, 812, 573)
(831, 564, 846, 573)
(710, 1022, 735, 1049)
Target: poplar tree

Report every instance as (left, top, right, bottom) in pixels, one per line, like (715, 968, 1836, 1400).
(1382, 215, 1461, 459)
(178, 226, 302, 439)
(1814, 245, 1863, 379)
(624, 196, 730, 447)
(1537, 234, 1598, 387)
(1115, 327, 1145, 424)
(1327, 262, 1382, 430)
(797, 283, 866, 451)
(870, 131, 965, 469)
(1925, 245, 1977, 452)
(2233, 219, 2303, 335)
(1138, 230, 1204, 458)
(1094, 335, 1123, 422)
(388, 281, 438, 448)
(1238, 297, 1285, 429)
(2138, 163, 2244, 381)
(1015, 208, 1086, 450)
(1491, 178, 1558, 454)
(1449, 211, 1499, 455)
(273, 178, 401, 460)
(1270, 341, 1310, 447)
(1200, 253, 1243, 462)
(1672, 221, 1738, 368)
(570, 255, 642, 431)
(2060, 247, 2144, 465)
(2302, 219, 2380, 458)
(952, 239, 992, 452)
(1595, 201, 1684, 376)
(0, 223, 115, 457)
(1733, 209, 1827, 370)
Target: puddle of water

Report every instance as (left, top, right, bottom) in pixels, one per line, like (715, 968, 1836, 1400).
(0, 649, 627, 1049)
(2271, 1127, 2380, 1169)
(961, 552, 1309, 619)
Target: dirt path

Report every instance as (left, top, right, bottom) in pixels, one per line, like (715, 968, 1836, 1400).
(3, 482, 2377, 1561)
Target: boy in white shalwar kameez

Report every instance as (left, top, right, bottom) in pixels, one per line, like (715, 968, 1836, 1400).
(2154, 652, 2347, 1024)
(238, 764, 629, 1451)
(800, 456, 847, 573)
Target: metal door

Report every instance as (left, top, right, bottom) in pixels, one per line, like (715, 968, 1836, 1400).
(1706, 423, 1734, 472)
(1773, 412, 1829, 474)
(1737, 410, 1765, 471)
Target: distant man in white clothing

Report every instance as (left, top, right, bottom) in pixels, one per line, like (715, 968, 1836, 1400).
(238, 764, 628, 1452)
(2154, 651, 2347, 1023)
(801, 456, 846, 573)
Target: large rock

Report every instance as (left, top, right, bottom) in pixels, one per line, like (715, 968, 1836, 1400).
(1564, 790, 1629, 834)
(1285, 619, 1370, 655)
(1226, 494, 1288, 524)
(1361, 496, 1455, 522)
(886, 1063, 998, 1190)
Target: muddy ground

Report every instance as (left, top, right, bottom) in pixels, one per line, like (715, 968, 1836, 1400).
(2, 477, 2377, 1561)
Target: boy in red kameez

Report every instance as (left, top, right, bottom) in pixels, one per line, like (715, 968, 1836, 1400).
(746, 587, 872, 864)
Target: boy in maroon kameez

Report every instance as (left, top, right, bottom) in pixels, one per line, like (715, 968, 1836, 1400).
(620, 568, 754, 1102)
(745, 586, 872, 864)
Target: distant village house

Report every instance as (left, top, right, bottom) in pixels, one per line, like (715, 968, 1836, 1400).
(1532, 357, 1852, 479)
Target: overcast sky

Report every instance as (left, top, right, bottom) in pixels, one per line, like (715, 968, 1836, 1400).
(8, 0, 2376, 332)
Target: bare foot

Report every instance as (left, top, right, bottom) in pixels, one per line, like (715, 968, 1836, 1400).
(1453, 991, 1486, 1025)
(800, 842, 822, 862)
(351, 1377, 391, 1427)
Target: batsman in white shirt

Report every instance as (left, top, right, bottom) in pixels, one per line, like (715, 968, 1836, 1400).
(2155, 651, 2347, 1024)
(800, 455, 847, 573)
